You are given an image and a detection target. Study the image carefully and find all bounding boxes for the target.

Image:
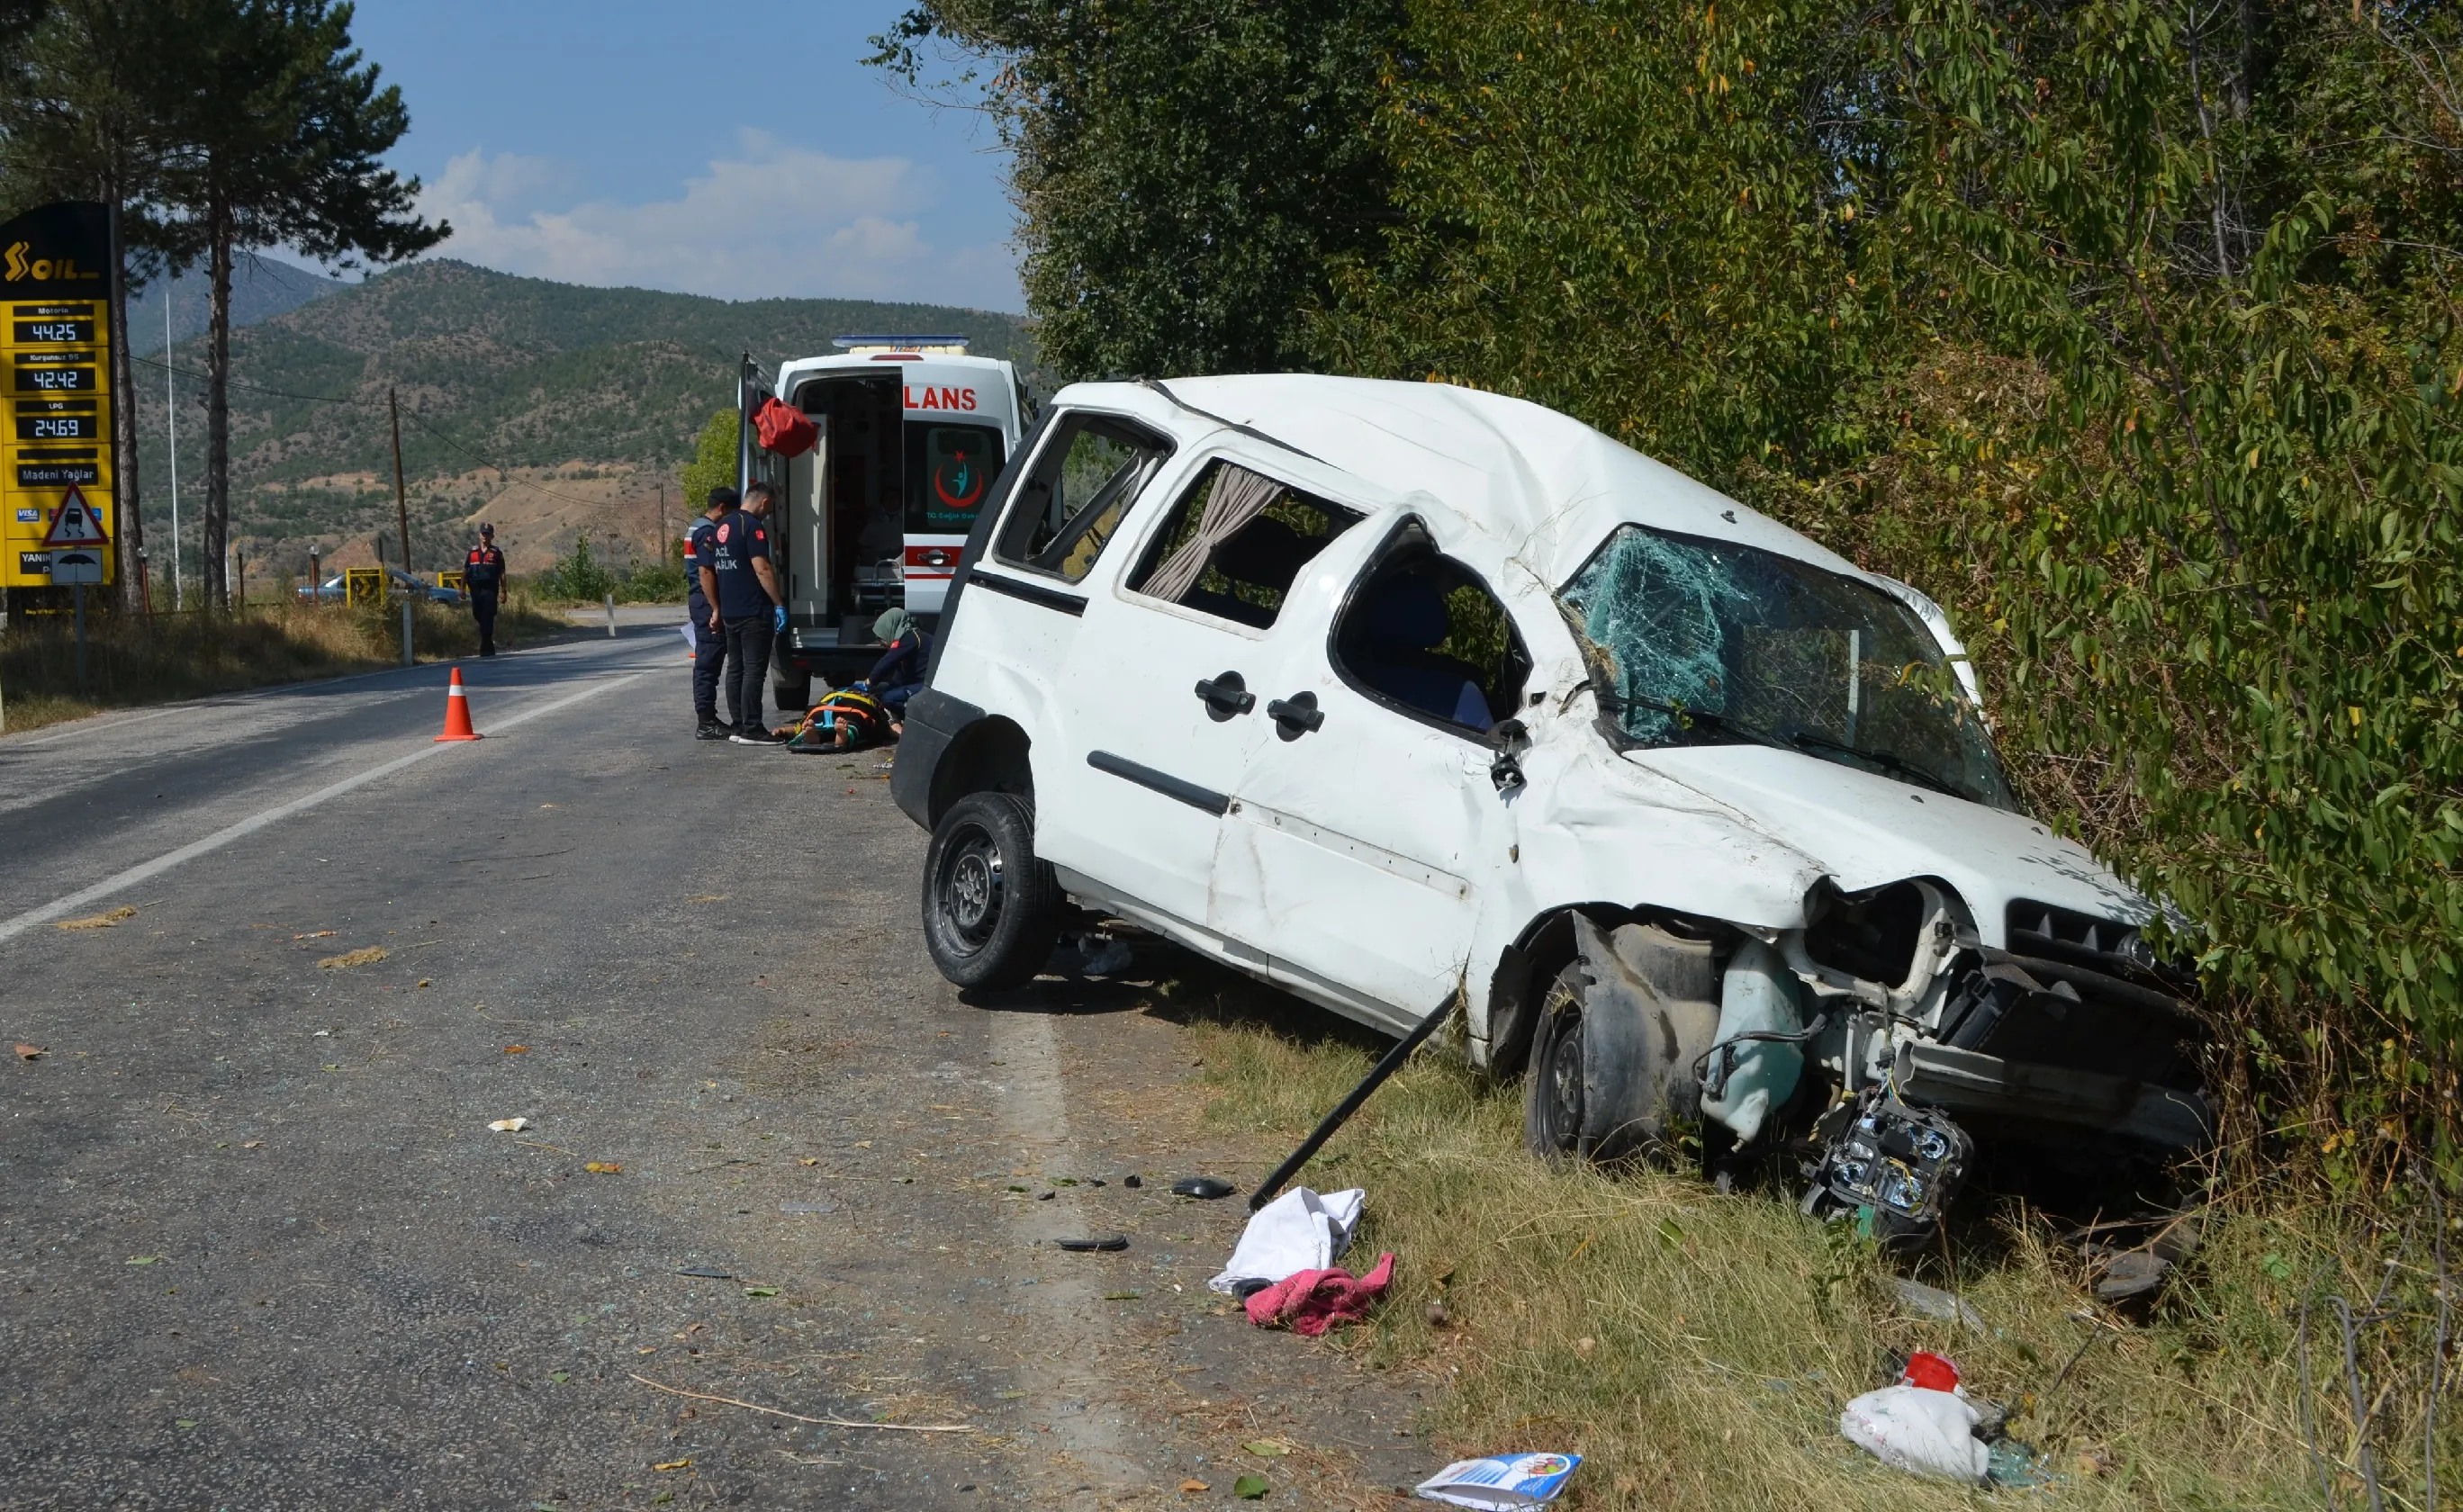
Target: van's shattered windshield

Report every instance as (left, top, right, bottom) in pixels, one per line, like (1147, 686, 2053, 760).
(1559, 525, 2017, 810)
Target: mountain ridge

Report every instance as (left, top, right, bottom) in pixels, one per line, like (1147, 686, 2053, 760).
(127, 260, 1036, 577)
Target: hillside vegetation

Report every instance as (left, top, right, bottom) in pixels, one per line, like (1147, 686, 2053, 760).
(131, 259, 1035, 573)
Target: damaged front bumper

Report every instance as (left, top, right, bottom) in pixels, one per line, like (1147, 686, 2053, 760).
(1568, 882, 2206, 1236)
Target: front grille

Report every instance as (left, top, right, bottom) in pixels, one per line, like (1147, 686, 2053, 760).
(2005, 901, 2195, 994)
(1926, 902, 2203, 1089)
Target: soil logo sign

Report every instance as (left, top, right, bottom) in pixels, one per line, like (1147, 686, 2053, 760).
(0, 202, 114, 590)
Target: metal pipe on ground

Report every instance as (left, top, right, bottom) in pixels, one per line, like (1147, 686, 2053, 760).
(1248, 995, 1457, 1211)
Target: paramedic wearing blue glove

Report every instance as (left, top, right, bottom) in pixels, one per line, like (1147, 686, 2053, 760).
(686, 487, 733, 739)
(864, 606, 932, 738)
(702, 481, 787, 744)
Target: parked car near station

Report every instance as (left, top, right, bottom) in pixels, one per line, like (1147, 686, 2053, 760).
(295, 570, 462, 604)
(891, 375, 2206, 1241)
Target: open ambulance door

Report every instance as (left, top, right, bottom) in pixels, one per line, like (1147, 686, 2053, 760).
(784, 416, 830, 631)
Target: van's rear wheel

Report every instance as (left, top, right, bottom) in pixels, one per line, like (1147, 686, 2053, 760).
(922, 792, 1059, 990)
(773, 670, 812, 713)
(1523, 963, 1589, 1159)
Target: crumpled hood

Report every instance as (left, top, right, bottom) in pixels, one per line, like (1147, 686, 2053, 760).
(1626, 743, 2150, 943)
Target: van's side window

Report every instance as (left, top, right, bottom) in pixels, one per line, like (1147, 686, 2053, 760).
(1123, 460, 1363, 629)
(1332, 523, 1530, 734)
(992, 415, 1172, 583)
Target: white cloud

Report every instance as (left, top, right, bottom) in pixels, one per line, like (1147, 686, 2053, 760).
(417, 131, 1019, 309)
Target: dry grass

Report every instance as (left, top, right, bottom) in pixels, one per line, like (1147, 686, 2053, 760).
(0, 596, 565, 735)
(1183, 994, 2458, 1509)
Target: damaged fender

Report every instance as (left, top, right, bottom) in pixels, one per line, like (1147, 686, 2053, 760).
(1564, 914, 1719, 1157)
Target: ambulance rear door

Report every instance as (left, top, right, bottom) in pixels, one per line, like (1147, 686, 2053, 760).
(898, 363, 1016, 617)
(782, 413, 829, 628)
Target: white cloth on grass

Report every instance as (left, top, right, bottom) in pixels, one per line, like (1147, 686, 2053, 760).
(1206, 1186, 1364, 1294)
(1838, 1384, 1989, 1481)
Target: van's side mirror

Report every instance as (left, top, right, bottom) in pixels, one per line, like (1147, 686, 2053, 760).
(1489, 717, 1529, 792)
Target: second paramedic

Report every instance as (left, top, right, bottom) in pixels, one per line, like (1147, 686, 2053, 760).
(697, 481, 788, 743)
(687, 487, 733, 740)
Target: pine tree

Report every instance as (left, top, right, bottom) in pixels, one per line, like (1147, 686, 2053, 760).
(155, 0, 444, 608)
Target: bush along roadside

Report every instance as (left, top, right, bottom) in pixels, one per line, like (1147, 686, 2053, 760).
(0, 596, 565, 735)
(1183, 994, 2461, 1510)
(525, 534, 689, 607)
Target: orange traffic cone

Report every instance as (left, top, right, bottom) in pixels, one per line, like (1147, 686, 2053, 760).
(435, 666, 483, 742)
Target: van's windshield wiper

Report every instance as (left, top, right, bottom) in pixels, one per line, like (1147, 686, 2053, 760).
(1780, 729, 1964, 800)
(1592, 687, 1798, 755)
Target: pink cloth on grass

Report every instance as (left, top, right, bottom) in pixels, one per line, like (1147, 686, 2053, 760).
(1242, 1253, 1396, 1336)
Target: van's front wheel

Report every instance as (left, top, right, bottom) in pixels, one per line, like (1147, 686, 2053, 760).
(922, 792, 1059, 990)
(1522, 963, 1589, 1159)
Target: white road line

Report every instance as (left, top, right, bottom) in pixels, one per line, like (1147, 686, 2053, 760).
(0, 669, 647, 946)
(987, 1011, 1150, 1494)
(6, 706, 186, 748)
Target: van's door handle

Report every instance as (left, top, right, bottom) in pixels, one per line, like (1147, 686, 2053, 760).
(1195, 671, 1255, 720)
(1267, 691, 1324, 741)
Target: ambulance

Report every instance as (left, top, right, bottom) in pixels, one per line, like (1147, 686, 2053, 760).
(737, 337, 1027, 706)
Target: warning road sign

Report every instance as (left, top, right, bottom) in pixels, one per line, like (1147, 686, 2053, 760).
(39, 482, 106, 547)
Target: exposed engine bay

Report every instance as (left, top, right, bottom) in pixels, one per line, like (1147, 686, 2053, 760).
(1541, 879, 2206, 1243)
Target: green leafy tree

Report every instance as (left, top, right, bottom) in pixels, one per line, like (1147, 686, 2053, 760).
(872, 0, 1403, 379)
(1310, 0, 1894, 489)
(677, 408, 738, 515)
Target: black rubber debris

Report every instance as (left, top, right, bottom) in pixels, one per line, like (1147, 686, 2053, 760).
(1055, 1235, 1130, 1252)
(1171, 1176, 1237, 1200)
(1122, 1174, 1142, 1189)
(675, 1266, 734, 1279)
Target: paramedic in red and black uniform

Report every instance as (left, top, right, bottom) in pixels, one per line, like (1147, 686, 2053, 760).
(696, 481, 788, 743)
(686, 488, 732, 739)
(464, 523, 507, 656)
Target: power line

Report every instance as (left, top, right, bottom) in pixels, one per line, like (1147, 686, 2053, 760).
(130, 350, 655, 512)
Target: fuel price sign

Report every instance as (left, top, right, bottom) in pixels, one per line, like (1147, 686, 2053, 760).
(0, 202, 113, 590)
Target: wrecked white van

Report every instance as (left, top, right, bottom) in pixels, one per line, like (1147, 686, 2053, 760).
(891, 376, 2206, 1236)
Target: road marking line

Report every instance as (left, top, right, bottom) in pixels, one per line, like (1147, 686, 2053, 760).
(986, 1011, 1149, 1492)
(0, 670, 646, 947)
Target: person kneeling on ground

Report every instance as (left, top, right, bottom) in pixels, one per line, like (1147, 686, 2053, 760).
(863, 607, 931, 738)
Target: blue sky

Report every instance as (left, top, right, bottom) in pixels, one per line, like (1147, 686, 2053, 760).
(346, 0, 1022, 310)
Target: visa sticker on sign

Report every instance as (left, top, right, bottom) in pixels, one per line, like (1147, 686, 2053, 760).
(1414, 1454, 1582, 1508)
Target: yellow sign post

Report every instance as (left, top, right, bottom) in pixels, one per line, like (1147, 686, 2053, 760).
(0, 202, 113, 593)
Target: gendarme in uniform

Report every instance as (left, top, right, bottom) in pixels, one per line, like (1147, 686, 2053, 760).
(465, 525, 507, 656)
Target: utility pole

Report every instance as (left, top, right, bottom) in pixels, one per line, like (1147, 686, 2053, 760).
(167, 291, 181, 611)
(390, 387, 412, 574)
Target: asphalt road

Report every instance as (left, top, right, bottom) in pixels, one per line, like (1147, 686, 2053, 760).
(0, 631, 1427, 1511)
